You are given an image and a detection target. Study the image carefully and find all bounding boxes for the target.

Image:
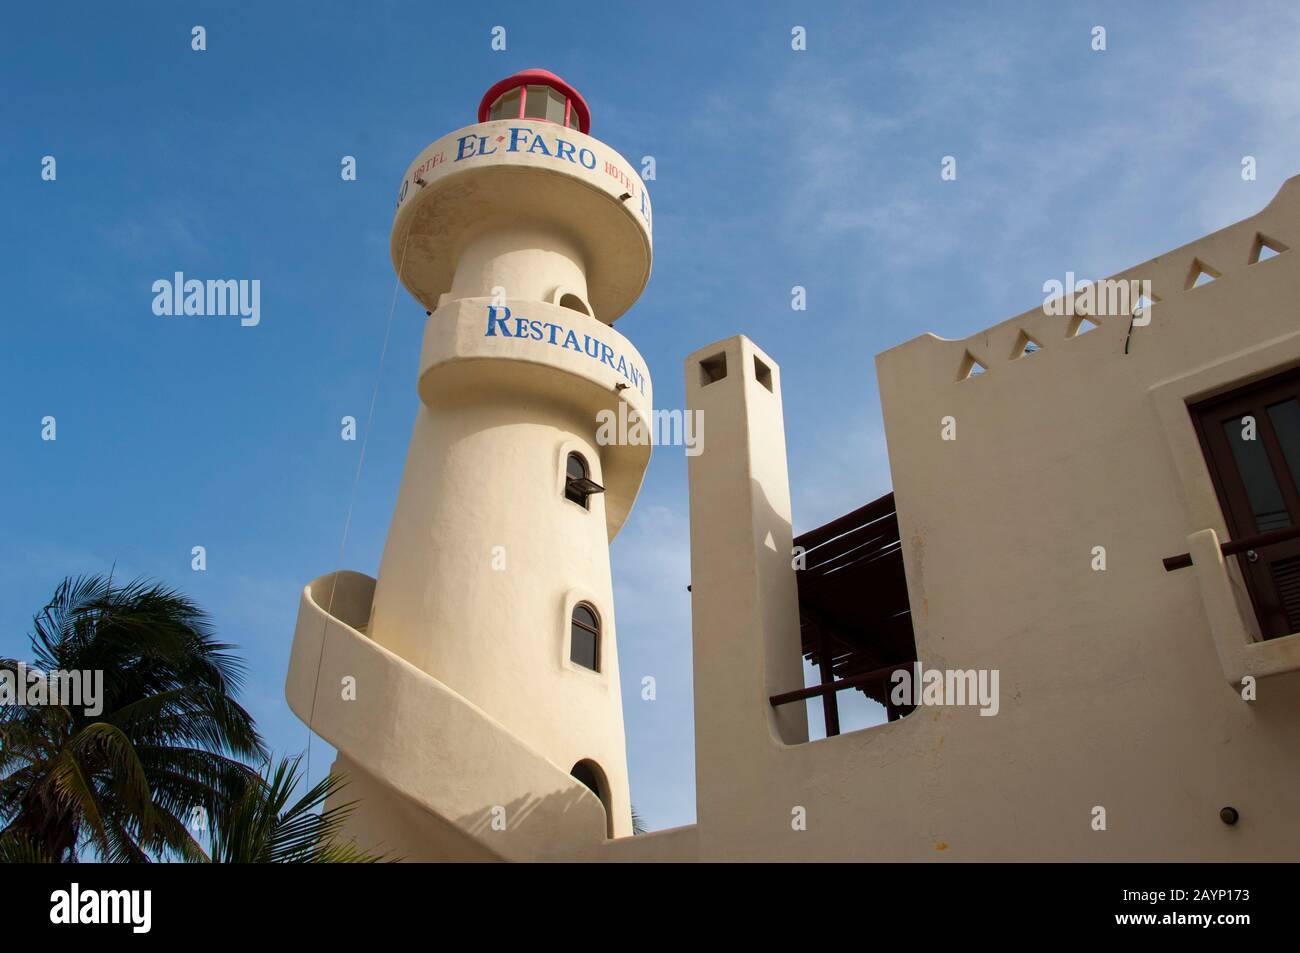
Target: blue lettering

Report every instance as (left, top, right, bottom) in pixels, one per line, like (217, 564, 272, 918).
(478, 135, 497, 157)
(455, 135, 478, 161)
(485, 305, 512, 336)
(480, 308, 649, 397)
(527, 134, 553, 157)
(578, 148, 596, 170)
(555, 139, 577, 163)
(507, 127, 531, 152)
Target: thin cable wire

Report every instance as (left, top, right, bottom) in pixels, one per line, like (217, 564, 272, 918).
(305, 231, 413, 784)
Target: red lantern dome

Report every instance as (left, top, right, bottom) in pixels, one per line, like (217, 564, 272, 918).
(477, 69, 592, 134)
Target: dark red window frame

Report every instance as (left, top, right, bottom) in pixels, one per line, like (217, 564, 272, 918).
(1191, 365, 1300, 639)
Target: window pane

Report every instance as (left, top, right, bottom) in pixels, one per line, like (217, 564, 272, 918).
(571, 625, 597, 670)
(1223, 416, 1292, 532)
(545, 89, 567, 124)
(566, 453, 587, 480)
(524, 85, 549, 119)
(572, 762, 600, 796)
(489, 88, 520, 121)
(573, 605, 597, 630)
(1267, 398, 1300, 493)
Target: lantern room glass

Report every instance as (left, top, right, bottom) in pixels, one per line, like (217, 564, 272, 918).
(488, 88, 521, 121)
(523, 85, 549, 119)
(544, 88, 567, 124)
(487, 85, 575, 129)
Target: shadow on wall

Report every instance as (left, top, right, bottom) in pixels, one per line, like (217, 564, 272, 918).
(454, 783, 600, 849)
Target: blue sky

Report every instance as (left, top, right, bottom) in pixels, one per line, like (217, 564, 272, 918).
(3, 1, 1298, 834)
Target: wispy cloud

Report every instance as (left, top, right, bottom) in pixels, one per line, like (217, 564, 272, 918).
(99, 202, 211, 262)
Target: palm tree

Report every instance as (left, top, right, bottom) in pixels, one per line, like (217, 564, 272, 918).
(0, 574, 264, 862)
(0, 832, 53, 863)
(206, 755, 384, 863)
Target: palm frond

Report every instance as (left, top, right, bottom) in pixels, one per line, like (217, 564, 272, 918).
(6, 574, 266, 861)
(207, 756, 385, 863)
(0, 831, 56, 863)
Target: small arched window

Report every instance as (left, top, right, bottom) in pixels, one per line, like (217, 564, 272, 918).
(564, 452, 603, 509)
(571, 759, 612, 837)
(558, 292, 590, 316)
(570, 603, 600, 671)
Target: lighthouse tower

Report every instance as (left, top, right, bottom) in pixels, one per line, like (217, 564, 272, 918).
(362, 70, 653, 838)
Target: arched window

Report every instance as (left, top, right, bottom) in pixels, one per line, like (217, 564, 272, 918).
(558, 292, 590, 316)
(571, 759, 612, 837)
(564, 452, 603, 509)
(570, 603, 600, 671)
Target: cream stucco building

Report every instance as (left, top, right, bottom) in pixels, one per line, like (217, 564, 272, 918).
(285, 70, 1300, 861)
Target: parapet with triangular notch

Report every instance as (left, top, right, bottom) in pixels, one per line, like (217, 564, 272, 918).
(878, 173, 1300, 388)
